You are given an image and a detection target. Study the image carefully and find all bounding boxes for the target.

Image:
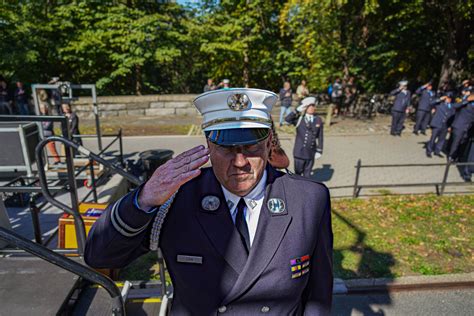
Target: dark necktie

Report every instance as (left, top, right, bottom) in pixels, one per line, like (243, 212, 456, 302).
(235, 199, 250, 253)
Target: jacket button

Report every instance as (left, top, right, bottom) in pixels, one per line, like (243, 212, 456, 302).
(261, 306, 270, 313)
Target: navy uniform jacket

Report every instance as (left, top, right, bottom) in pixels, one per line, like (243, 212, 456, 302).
(430, 102, 455, 129)
(452, 99, 474, 132)
(415, 87, 436, 111)
(390, 88, 411, 112)
(285, 112, 324, 160)
(85, 166, 333, 315)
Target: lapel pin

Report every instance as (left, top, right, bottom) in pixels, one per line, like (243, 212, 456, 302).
(267, 198, 285, 214)
(249, 200, 257, 209)
(201, 195, 220, 211)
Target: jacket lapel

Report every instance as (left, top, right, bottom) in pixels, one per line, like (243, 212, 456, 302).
(195, 171, 247, 275)
(222, 167, 292, 304)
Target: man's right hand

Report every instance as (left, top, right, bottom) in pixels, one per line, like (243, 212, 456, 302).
(138, 145, 209, 209)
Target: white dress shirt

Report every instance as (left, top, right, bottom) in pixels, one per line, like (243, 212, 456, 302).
(221, 170, 267, 247)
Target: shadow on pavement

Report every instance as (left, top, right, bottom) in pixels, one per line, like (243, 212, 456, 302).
(311, 164, 334, 182)
(332, 209, 395, 315)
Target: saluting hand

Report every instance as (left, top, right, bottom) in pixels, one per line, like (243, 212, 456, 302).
(138, 145, 209, 209)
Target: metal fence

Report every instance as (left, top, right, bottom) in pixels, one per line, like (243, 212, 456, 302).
(351, 159, 473, 198)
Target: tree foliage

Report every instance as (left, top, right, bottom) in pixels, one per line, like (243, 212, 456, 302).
(0, 0, 472, 95)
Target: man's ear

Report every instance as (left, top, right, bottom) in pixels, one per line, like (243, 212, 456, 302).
(266, 132, 273, 149)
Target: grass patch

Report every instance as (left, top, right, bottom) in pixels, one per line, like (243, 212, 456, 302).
(332, 194, 473, 279)
(120, 194, 473, 281)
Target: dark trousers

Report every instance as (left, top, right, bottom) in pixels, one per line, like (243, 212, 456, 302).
(414, 110, 430, 133)
(391, 111, 406, 135)
(426, 127, 447, 155)
(294, 157, 314, 178)
(449, 128, 467, 159)
(460, 138, 473, 180)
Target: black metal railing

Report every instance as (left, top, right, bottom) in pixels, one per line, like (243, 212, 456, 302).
(35, 136, 141, 253)
(351, 159, 474, 198)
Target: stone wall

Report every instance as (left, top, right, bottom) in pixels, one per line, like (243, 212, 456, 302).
(71, 93, 393, 119)
(71, 94, 200, 119)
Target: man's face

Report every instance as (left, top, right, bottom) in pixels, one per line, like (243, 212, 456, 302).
(301, 80, 306, 86)
(306, 104, 316, 114)
(208, 134, 272, 197)
(284, 82, 290, 90)
(207, 79, 213, 85)
(39, 104, 48, 114)
(62, 104, 71, 113)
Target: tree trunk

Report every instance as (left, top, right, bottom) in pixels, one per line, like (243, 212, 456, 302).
(135, 65, 142, 95)
(243, 50, 249, 88)
(437, 3, 470, 89)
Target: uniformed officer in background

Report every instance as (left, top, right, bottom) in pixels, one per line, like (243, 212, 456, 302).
(389, 80, 412, 136)
(285, 97, 324, 178)
(414, 81, 436, 135)
(448, 87, 474, 162)
(85, 88, 333, 315)
(426, 92, 455, 158)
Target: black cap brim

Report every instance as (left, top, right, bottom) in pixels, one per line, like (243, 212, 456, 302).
(205, 128, 270, 146)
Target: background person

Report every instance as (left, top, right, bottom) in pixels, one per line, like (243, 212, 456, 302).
(203, 78, 216, 92)
(14, 81, 29, 115)
(414, 81, 436, 135)
(426, 92, 455, 158)
(0, 77, 12, 114)
(61, 103, 82, 146)
(39, 103, 61, 164)
(389, 80, 411, 136)
(217, 78, 231, 90)
(285, 96, 324, 178)
(448, 88, 474, 161)
(344, 76, 357, 115)
(278, 81, 292, 126)
(85, 88, 333, 315)
(48, 77, 63, 115)
(331, 77, 343, 117)
(296, 79, 309, 102)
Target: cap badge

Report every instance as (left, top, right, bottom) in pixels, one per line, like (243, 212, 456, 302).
(267, 198, 285, 214)
(227, 93, 250, 111)
(201, 195, 220, 211)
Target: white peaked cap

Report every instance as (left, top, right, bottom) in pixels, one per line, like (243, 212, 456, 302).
(193, 88, 278, 132)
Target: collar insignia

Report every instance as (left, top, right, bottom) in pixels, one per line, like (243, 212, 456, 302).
(248, 200, 257, 209)
(226, 199, 235, 210)
(227, 93, 250, 111)
(201, 195, 220, 211)
(267, 198, 285, 214)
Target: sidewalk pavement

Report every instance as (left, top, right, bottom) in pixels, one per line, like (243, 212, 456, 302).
(84, 133, 473, 198)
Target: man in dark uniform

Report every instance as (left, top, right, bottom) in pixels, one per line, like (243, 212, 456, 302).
(448, 88, 474, 161)
(426, 93, 455, 158)
(413, 81, 436, 135)
(457, 124, 474, 182)
(85, 88, 333, 315)
(285, 97, 324, 178)
(389, 80, 411, 136)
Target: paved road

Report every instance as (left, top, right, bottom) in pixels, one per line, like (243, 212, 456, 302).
(332, 288, 474, 316)
(84, 133, 473, 197)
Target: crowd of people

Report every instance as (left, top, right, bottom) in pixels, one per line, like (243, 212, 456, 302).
(0, 77, 31, 115)
(0, 76, 82, 164)
(388, 78, 473, 181)
(203, 78, 231, 92)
